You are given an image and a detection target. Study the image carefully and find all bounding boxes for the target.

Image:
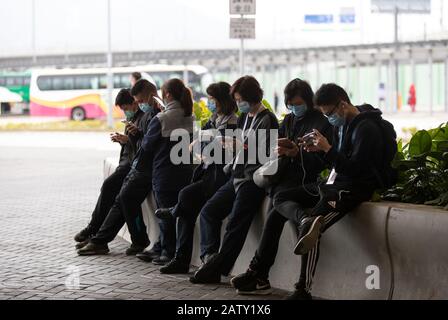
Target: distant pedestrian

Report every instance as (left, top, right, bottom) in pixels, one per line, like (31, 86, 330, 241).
(130, 72, 142, 87)
(408, 84, 416, 113)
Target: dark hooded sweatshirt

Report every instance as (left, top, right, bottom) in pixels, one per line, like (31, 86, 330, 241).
(321, 104, 384, 196)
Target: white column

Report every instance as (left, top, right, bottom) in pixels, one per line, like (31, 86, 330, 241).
(334, 52, 338, 83)
(388, 57, 394, 114)
(445, 57, 448, 112)
(106, 0, 114, 128)
(377, 60, 382, 108)
(315, 55, 320, 90)
(355, 61, 361, 104)
(428, 51, 433, 116)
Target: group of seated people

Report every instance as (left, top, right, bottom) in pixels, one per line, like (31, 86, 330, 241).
(73, 75, 396, 300)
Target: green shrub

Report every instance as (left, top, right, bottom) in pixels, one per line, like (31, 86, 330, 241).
(382, 122, 448, 209)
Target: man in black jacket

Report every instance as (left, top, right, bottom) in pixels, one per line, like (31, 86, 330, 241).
(231, 83, 391, 299)
(73, 88, 153, 248)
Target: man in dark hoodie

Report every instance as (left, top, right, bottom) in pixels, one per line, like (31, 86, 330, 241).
(231, 83, 395, 299)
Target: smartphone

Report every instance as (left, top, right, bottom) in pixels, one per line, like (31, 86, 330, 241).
(300, 132, 316, 146)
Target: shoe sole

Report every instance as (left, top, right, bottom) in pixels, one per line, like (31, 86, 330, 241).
(236, 287, 273, 296)
(160, 268, 190, 274)
(136, 255, 157, 262)
(294, 216, 324, 255)
(77, 250, 109, 256)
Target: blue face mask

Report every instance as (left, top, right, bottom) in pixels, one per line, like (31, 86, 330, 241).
(288, 104, 307, 117)
(237, 101, 251, 113)
(124, 110, 135, 120)
(138, 103, 153, 113)
(327, 113, 346, 127)
(207, 100, 217, 113)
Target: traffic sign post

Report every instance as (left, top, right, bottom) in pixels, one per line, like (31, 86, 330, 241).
(229, 0, 256, 76)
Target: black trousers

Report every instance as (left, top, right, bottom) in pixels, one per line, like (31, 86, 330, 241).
(199, 179, 266, 276)
(87, 165, 130, 234)
(153, 190, 181, 258)
(249, 182, 371, 293)
(91, 169, 151, 247)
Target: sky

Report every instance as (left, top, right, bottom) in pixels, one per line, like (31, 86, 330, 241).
(0, 0, 447, 57)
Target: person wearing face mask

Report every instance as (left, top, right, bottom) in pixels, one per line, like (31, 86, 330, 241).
(146, 82, 238, 273)
(189, 76, 279, 284)
(77, 83, 161, 256)
(231, 83, 396, 300)
(125, 78, 195, 265)
(74, 88, 158, 248)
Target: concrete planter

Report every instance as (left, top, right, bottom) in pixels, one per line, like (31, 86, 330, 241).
(104, 157, 448, 300)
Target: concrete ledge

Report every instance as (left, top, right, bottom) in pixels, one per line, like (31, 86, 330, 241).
(104, 157, 448, 300)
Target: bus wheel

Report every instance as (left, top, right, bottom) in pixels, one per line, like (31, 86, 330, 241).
(71, 107, 86, 121)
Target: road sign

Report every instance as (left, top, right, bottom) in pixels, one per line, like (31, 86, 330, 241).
(371, 0, 431, 13)
(229, 0, 256, 15)
(304, 14, 334, 24)
(230, 18, 255, 39)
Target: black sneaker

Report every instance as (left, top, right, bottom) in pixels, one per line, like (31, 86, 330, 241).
(152, 255, 172, 265)
(294, 216, 324, 255)
(285, 288, 312, 300)
(77, 242, 109, 256)
(75, 238, 90, 250)
(189, 253, 222, 284)
(237, 279, 272, 296)
(136, 248, 160, 262)
(230, 269, 257, 289)
(155, 207, 174, 220)
(126, 243, 148, 256)
(159, 258, 190, 274)
(74, 226, 94, 242)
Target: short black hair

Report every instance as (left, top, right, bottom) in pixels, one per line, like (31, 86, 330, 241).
(131, 72, 142, 81)
(115, 88, 134, 107)
(130, 79, 157, 97)
(206, 82, 237, 116)
(314, 83, 351, 107)
(283, 78, 314, 110)
(230, 76, 263, 104)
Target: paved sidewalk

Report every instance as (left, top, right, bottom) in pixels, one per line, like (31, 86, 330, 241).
(0, 134, 288, 300)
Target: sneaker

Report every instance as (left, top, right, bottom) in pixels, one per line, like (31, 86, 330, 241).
(77, 242, 109, 256)
(294, 216, 324, 255)
(285, 288, 312, 300)
(237, 279, 272, 296)
(125, 243, 148, 256)
(159, 258, 190, 274)
(74, 226, 94, 242)
(189, 253, 222, 284)
(154, 207, 174, 220)
(230, 269, 257, 289)
(152, 255, 172, 266)
(136, 248, 160, 262)
(75, 238, 90, 250)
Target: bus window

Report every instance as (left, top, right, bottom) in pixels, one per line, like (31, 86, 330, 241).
(100, 75, 108, 89)
(90, 75, 100, 90)
(37, 76, 52, 91)
(53, 77, 65, 91)
(120, 74, 131, 88)
(113, 75, 121, 89)
(63, 76, 75, 90)
(23, 77, 31, 86)
(0, 77, 5, 86)
(74, 75, 92, 90)
(6, 77, 15, 86)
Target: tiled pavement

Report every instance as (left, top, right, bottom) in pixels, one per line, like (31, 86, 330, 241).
(0, 135, 289, 300)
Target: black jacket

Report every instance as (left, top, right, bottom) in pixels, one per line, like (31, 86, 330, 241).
(118, 108, 158, 168)
(274, 109, 333, 191)
(191, 113, 239, 196)
(322, 104, 384, 194)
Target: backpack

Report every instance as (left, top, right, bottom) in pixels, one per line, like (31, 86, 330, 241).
(369, 117, 398, 189)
